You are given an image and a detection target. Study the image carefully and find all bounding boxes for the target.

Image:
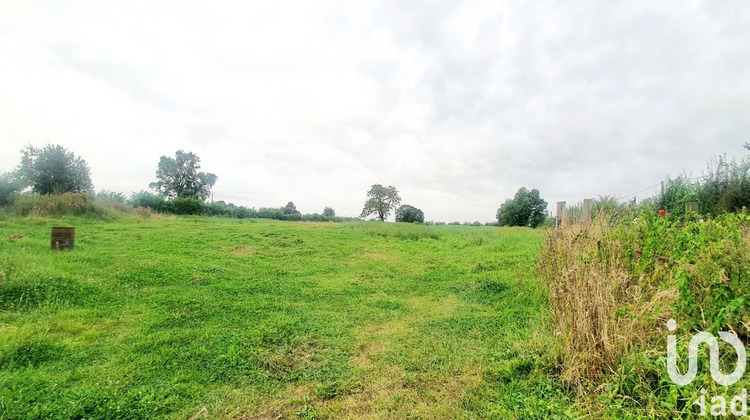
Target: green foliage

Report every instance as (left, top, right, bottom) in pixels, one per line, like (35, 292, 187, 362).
(496, 187, 548, 228)
(653, 154, 750, 218)
(395, 204, 424, 223)
(626, 211, 750, 333)
(149, 150, 217, 201)
(322, 207, 335, 217)
(96, 189, 127, 203)
(16, 144, 93, 195)
(128, 190, 165, 211)
(162, 197, 205, 215)
(283, 201, 301, 216)
(541, 207, 750, 416)
(0, 172, 22, 206)
(360, 184, 401, 222)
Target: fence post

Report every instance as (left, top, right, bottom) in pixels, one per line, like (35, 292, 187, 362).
(582, 198, 593, 228)
(556, 201, 566, 230)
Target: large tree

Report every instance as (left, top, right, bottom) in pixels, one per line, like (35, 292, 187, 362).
(283, 201, 300, 215)
(149, 150, 217, 201)
(16, 144, 93, 195)
(360, 184, 401, 222)
(496, 187, 548, 228)
(395, 204, 424, 223)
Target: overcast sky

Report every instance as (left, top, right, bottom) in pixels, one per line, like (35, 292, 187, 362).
(1, 1, 749, 222)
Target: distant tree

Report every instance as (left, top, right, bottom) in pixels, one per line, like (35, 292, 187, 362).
(360, 184, 401, 221)
(395, 204, 424, 223)
(323, 207, 335, 217)
(496, 187, 548, 228)
(149, 150, 217, 201)
(0, 172, 22, 205)
(283, 201, 301, 215)
(16, 144, 93, 195)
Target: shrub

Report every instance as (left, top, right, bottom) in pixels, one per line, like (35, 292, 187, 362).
(204, 201, 234, 217)
(129, 191, 165, 212)
(162, 197, 204, 215)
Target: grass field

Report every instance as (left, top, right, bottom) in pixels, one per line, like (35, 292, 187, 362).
(0, 215, 571, 419)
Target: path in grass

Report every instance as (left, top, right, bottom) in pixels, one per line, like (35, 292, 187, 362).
(0, 216, 570, 418)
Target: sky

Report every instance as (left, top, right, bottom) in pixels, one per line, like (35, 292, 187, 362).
(1, 1, 749, 222)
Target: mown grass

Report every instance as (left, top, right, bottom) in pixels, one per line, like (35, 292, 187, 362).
(0, 216, 569, 419)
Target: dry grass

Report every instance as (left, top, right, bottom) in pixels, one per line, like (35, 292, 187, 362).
(538, 217, 677, 386)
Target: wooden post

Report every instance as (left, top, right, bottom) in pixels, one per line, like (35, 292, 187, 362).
(582, 198, 593, 228)
(51, 227, 75, 250)
(556, 202, 566, 229)
(685, 202, 698, 215)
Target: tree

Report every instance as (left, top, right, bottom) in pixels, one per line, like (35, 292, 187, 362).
(323, 207, 335, 217)
(360, 184, 401, 221)
(496, 187, 548, 228)
(16, 144, 93, 195)
(149, 150, 217, 201)
(283, 201, 301, 215)
(395, 204, 424, 223)
(0, 172, 22, 205)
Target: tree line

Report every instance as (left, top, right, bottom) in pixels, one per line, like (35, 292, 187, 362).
(1, 144, 551, 226)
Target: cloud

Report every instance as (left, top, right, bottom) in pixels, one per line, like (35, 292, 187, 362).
(1, 0, 749, 221)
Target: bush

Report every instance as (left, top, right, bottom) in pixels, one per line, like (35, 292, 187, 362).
(163, 197, 204, 215)
(204, 201, 235, 217)
(129, 191, 165, 212)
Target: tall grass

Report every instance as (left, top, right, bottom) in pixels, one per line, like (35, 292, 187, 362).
(539, 215, 676, 385)
(540, 209, 750, 415)
(1, 193, 130, 218)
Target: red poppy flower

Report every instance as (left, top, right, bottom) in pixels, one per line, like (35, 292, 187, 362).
(659, 210, 666, 216)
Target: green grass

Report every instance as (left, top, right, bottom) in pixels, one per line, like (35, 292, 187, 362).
(0, 215, 570, 419)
